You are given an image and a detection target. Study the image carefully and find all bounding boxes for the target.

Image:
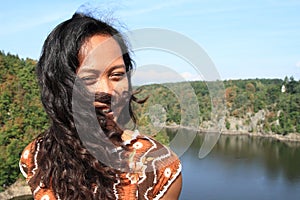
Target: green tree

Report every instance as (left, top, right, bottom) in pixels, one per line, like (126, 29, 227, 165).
(0, 52, 48, 191)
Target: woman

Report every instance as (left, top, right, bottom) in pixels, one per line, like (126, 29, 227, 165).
(19, 12, 182, 200)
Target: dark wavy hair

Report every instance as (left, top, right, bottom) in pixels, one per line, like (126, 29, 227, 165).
(31, 13, 142, 199)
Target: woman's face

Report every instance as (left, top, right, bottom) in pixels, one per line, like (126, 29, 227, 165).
(77, 35, 129, 122)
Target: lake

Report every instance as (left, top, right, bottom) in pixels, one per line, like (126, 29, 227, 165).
(163, 128, 300, 200)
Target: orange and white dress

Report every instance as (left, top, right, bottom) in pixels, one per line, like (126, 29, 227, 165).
(19, 130, 182, 200)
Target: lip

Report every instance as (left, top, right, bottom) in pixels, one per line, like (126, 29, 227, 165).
(94, 102, 114, 117)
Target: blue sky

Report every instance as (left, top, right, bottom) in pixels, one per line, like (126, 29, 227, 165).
(1, 0, 300, 81)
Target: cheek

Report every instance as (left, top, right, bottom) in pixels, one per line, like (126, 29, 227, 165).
(111, 80, 130, 117)
(114, 78, 129, 93)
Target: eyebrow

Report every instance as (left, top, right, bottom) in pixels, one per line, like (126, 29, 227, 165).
(78, 68, 100, 74)
(78, 64, 126, 74)
(108, 64, 126, 72)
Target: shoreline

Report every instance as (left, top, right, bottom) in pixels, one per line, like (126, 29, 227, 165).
(164, 125, 300, 143)
(221, 130, 300, 143)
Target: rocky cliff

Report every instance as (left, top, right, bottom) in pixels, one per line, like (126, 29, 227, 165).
(0, 179, 32, 200)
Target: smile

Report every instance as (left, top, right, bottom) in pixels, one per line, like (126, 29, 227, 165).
(102, 108, 112, 114)
(94, 102, 114, 116)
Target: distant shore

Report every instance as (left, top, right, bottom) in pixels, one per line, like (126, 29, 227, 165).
(164, 125, 300, 143)
(221, 130, 300, 143)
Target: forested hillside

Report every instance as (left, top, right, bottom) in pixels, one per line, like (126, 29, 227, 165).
(0, 51, 48, 191)
(0, 51, 299, 191)
(134, 77, 300, 135)
(223, 78, 300, 134)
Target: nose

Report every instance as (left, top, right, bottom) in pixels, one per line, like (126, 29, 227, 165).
(95, 78, 113, 95)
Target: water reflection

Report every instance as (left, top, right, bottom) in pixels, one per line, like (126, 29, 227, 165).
(164, 128, 300, 200)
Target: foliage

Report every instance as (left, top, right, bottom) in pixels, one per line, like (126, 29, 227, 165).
(0, 51, 49, 191)
(223, 78, 300, 134)
(225, 120, 230, 130)
(133, 77, 300, 137)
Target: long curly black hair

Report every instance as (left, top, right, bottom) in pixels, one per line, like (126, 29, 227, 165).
(31, 12, 141, 199)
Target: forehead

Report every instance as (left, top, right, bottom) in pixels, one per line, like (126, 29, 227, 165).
(78, 35, 123, 67)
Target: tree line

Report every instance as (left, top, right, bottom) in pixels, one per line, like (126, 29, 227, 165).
(134, 77, 300, 135)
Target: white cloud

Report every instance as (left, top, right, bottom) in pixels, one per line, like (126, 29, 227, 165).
(296, 61, 300, 68)
(132, 68, 184, 85)
(131, 66, 204, 86)
(180, 72, 203, 81)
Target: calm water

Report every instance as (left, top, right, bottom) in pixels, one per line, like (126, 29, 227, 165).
(164, 128, 300, 200)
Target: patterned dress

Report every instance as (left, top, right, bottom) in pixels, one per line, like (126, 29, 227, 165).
(19, 130, 182, 200)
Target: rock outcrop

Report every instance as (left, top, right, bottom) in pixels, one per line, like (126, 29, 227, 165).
(0, 179, 32, 200)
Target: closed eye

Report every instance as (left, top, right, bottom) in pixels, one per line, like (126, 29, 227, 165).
(81, 76, 98, 85)
(109, 72, 126, 81)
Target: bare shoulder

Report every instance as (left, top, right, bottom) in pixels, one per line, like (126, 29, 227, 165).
(160, 173, 183, 200)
